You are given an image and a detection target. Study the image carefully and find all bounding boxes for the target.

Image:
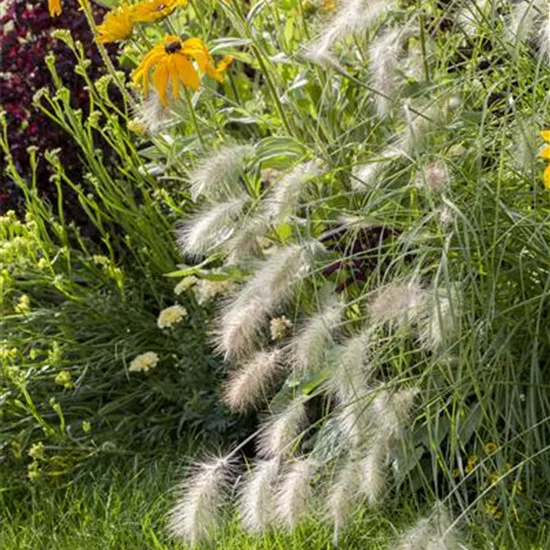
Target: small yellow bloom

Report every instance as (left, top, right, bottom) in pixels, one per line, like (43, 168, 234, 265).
(484, 442, 497, 454)
(28, 442, 45, 460)
(55, 370, 74, 389)
(82, 420, 92, 433)
(540, 130, 550, 190)
(133, 35, 231, 104)
(131, 0, 187, 23)
(484, 500, 502, 519)
(96, 5, 133, 44)
(489, 471, 500, 485)
(15, 294, 31, 314)
(129, 351, 159, 372)
(540, 130, 550, 142)
(452, 468, 461, 479)
(465, 455, 479, 473)
(157, 304, 187, 329)
(514, 480, 524, 493)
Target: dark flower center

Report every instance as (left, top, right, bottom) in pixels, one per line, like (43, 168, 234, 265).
(156, 4, 167, 11)
(165, 41, 182, 54)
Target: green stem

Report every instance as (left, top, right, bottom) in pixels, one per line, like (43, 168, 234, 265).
(184, 87, 206, 150)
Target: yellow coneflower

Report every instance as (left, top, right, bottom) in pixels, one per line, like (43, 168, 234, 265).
(132, 35, 231, 104)
(95, 4, 134, 44)
(540, 130, 550, 190)
(131, 0, 187, 23)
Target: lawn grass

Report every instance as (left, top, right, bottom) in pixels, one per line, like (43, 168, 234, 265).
(1, 452, 549, 550)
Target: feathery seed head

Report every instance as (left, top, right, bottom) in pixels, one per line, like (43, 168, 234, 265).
(329, 329, 373, 401)
(215, 243, 323, 358)
(276, 457, 316, 530)
(168, 456, 234, 544)
(224, 213, 270, 265)
(370, 279, 427, 329)
(415, 161, 450, 192)
(177, 197, 248, 259)
(257, 397, 308, 458)
(239, 457, 280, 532)
(370, 387, 418, 442)
(223, 349, 283, 412)
(134, 91, 170, 135)
(293, 300, 343, 372)
(360, 442, 388, 506)
(190, 144, 253, 201)
(418, 286, 461, 351)
(369, 25, 411, 118)
(264, 159, 323, 225)
(305, 0, 395, 64)
(328, 457, 361, 545)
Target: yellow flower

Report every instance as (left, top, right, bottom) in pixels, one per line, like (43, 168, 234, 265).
(540, 130, 550, 190)
(452, 468, 461, 479)
(47, 0, 87, 17)
(484, 442, 497, 454)
(465, 455, 479, 473)
(129, 351, 159, 372)
(55, 370, 74, 389)
(48, 0, 62, 16)
(96, 5, 133, 44)
(131, 0, 187, 23)
(157, 304, 188, 329)
(28, 442, 45, 460)
(133, 36, 231, 104)
(82, 420, 92, 433)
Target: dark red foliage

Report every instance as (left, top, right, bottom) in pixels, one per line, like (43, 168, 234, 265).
(0, 0, 119, 218)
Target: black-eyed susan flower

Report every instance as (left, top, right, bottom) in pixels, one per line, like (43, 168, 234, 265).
(132, 36, 231, 104)
(95, 4, 133, 44)
(131, 0, 187, 23)
(465, 455, 479, 473)
(540, 130, 550, 190)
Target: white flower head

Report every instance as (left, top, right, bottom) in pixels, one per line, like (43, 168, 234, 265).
(129, 351, 159, 372)
(157, 305, 188, 329)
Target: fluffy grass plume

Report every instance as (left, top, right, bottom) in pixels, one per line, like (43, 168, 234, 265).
(306, 0, 395, 64)
(189, 144, 253, 201)
(276, 457, 316, 530)
(215, 243, 323, 358)
(328, 457, 361, 545)
(264, 159, 322, 224)
(370, 279, 427, 329)
(222, 349, 283, 412)
(396, 501, 460, 550)
(359, 442, 388, 507)
(369, 25, 411, 118)
(168, 456, 233, 544)
(257, 397, 308, 458)
(292, 300, 343, 372)
(329, 329, 374, 401)
(177, 197, 248, 259)
(239, 457, 280, 532)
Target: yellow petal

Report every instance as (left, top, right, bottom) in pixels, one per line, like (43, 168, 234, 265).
(174, 55, 200, 91)
(540, 145, 550, 160)
(169, 57, 180, 100)
(152, 61, 170, 105)
(48, 0, 62, 16)
(544, 165, 550, 191)
(540, 130, 550, 142)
